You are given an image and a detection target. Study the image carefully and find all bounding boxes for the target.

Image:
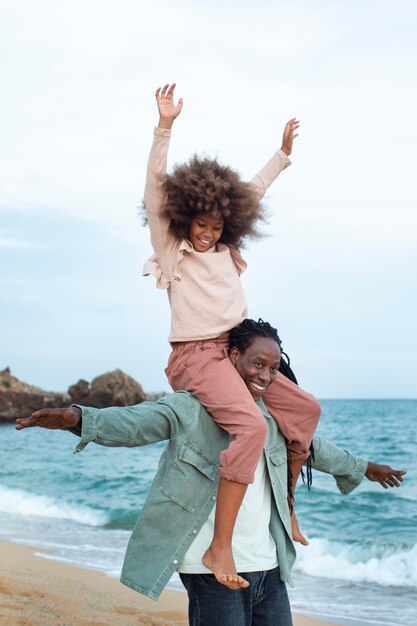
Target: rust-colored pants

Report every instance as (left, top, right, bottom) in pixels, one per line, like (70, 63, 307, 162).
(165, 334, 321, 485)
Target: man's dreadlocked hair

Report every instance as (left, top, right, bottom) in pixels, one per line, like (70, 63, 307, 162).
(161, 156, 266, 248)
(228, 318, 282, 355)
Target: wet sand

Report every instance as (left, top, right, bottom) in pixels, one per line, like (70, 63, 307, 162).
(0, 540, 338, 625)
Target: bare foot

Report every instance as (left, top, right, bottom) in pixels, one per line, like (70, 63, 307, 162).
(202, 546, 249, 590)
(291, 511, 309, 546)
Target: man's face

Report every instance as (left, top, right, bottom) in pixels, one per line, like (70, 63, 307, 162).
(231, 336, 281, 400)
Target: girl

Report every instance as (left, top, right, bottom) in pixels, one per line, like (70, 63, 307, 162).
(143, 83, 321, 589)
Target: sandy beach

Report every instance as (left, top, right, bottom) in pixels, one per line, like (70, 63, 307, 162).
(0, 540, 338, 626)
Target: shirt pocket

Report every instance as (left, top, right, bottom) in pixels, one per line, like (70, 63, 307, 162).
(160, 442, 218, 513)
(268, 442, 288, 491)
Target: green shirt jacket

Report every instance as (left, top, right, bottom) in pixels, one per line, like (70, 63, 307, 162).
(74, 392, 368, 601)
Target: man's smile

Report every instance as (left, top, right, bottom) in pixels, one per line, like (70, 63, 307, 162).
(250, 381, 267, 392)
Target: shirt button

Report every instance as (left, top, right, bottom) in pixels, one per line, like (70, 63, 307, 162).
(192, 529, 198, 535)
(211, 496, 216, 501)
(173, 559, 178, 565)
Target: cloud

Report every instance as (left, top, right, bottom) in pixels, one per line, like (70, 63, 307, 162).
(0, 235, 43, 250)
(1, 1, 414, 222)
(1, 1, 416, 395)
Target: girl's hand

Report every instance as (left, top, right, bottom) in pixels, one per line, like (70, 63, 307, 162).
(280, 118, 300, 156)
(156, 83, 183, 129)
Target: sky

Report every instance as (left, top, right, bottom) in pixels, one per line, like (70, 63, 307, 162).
(1, 0, 416, 398)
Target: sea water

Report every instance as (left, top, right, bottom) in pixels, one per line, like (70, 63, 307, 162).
(1, 399, 416, 625)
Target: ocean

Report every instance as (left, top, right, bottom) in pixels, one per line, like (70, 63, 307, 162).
(1, 399, 416, 626)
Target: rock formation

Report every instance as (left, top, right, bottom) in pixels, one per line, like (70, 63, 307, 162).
(68, 369, 147, 407)
(0, 367, 69, 423)
(0, 367, 148, 423)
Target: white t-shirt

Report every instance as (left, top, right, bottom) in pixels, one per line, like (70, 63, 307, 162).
(177, 452, 278, 573)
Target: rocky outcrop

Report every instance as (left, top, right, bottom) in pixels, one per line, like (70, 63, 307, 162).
(0, 367, 69, 422)
(68, 369, 147, 407)
(0, 367, 148, 424)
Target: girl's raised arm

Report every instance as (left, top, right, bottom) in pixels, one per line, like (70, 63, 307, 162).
(249, 118, 299, 200)
(143, 84, 183, 260)
(156, 83, 183, 130)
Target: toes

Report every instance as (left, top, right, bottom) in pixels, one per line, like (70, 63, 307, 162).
(226, 574, 249, 588)
(297, 535, 309, 546)
(202, 552, 249, 589)
(225, 581, 241, 590)
(293, 531, 309, 546)
(226, 574, 238, 583)
(216, 572, 249, 589)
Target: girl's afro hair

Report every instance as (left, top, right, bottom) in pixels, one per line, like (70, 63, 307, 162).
(161, 155, 266, 248)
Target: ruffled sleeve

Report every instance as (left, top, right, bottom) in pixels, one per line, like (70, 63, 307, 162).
(143, 255, 170, 289)
(143, 239, 193, 289)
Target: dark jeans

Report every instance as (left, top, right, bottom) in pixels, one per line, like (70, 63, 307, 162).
(179, 567, 293, 626)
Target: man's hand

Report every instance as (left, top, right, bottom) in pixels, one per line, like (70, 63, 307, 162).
(365, 462, 406, 489)
(156, 83, 183, 130)
(281, 118, 300, 156)
(16, 407, 82, 431)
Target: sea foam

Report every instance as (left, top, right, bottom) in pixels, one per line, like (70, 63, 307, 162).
(0, 484, 107, 526)
(295, 537, 417, 588)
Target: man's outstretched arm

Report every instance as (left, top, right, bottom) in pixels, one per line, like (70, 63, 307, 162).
(15, 393, 198, 451)
(312, 435, 406, 495)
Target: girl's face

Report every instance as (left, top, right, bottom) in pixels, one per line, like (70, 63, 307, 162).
(188, 214, 224, 252)
(231, 336, 281, 400)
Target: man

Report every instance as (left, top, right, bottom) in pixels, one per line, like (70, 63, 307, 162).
(16, 390, 405, 626)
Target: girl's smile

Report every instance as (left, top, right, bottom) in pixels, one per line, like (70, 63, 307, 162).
(189, 215, 224, 252)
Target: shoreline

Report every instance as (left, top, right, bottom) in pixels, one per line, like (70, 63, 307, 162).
(0, 539, 340, 626)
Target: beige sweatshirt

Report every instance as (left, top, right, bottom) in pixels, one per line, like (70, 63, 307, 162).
(143, 127, 290, 342)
